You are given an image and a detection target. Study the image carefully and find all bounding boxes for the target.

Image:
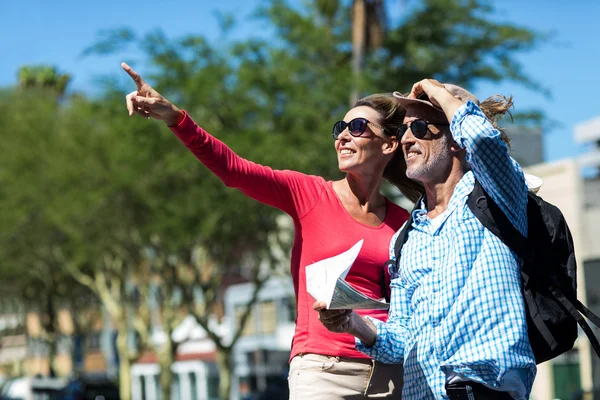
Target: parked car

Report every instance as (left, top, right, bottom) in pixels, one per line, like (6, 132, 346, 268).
(65, 374, 120, 400)
(0, 377, 32, 400)
(0, 374, 119, 400)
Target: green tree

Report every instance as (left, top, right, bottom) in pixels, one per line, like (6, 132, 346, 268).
(375, 0, 543, 92)
(0, 85, 152, 397)
(18, 65, 71, 97)
(0, 76, 278, 400)
(0, 88, 98, 378)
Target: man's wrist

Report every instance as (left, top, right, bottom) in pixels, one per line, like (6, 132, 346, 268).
(435, 89, 463, 107)
(436, 92, 465, 124)
(349, 312, 378, 347)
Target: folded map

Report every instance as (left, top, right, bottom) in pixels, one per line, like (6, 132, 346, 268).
(305, 239, 389, 310)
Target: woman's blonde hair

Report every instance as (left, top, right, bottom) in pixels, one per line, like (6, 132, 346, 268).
(479, 95, 514, 148)
(354, 93, 424, 202)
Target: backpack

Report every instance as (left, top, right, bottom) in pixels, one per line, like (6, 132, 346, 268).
(386, 179, 600, 364)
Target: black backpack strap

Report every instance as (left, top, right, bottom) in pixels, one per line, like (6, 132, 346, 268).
(549, 289, 600, 359)
(577, 300, 600, 327)
(380, 195, 424, 302)
(523, 289, 559, 350)
(380, 266, 391, 303)
(467, 180, 531, 261)
(394, 195, 424, 259)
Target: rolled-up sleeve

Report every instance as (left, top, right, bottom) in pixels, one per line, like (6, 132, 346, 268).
(450, 101, 528, 236)
(356, 232, 411, 363)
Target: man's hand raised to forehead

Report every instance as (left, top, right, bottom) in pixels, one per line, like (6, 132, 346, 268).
(409, 79, 465, 124)
(408, 79, 446, 101)
(121, 62, 184, 127)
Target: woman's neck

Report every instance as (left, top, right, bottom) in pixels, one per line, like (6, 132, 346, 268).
(342, 174, 385, 208)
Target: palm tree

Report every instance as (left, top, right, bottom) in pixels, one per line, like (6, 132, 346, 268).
(18, 65, 71, 97)
(351, 0, 387, 105)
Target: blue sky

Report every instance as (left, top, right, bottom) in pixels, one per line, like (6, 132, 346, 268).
(1, 0, 599, 163)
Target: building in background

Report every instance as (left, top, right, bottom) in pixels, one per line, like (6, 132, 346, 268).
(505, 125, 544, 168)
(130, 317, 220, 400)
(224, 277, 295, 400)
(128, 275, 296, 400)
(572, 115, 600, 398)
(0, 311, 26, 381)
(525, 116, 600, 400)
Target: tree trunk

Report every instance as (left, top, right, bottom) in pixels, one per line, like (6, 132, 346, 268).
(157, 335, 176, 400)
(47, 337, 57, 377)
(44, 295, 57, 377)
(216, 348, 233, 400)
(351, 0, 367, 106)
(116, 324, 132, 400)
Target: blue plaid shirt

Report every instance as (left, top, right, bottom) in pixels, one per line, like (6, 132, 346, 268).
(356, 101, 537, 399)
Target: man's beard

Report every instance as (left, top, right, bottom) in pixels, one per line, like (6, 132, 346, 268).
(406, 138, 452, 183)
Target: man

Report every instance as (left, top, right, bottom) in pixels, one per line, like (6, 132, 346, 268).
(315, 79, 536, 399)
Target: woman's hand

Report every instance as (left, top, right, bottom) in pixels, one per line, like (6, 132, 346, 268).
(313, 301, 355, 333)
(313, 301, 378, 346)
(121, 62, 184, 127)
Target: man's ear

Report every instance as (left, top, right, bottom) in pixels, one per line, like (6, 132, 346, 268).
(448, 137, 463, 154)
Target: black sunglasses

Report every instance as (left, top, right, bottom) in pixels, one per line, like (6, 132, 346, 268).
(397, 119, 449, 139)
(332, 118, 384, 140)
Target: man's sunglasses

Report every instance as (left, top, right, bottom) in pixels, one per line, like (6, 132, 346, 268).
(397, 119, 449, 139)
(332, 118, 384, 140)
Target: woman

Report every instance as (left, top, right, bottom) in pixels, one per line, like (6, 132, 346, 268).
(122, 62, 422, 399)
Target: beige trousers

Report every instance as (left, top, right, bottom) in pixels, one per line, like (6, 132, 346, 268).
(288, 353, 403, 399)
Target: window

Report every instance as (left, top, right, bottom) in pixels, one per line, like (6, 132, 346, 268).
(27, 337, 49, 357)
(236, 305, 256, 337)
(281, 296, 296, 323)
(207, 374, 219, 400)
(207, 362, 220, 400)
(86, 331, 101, 351)
(56, 334, 73, 354)
(139, 375, 147, 400)
(553, 362, 581, 399)
(261, 301, 276, 334)
(189, 372, 198, 400)
(236, 300, 277, 337)
(171, 373, 180, 400)
(155, 375, 160, 400)
(553, 349, 581, 400)
(72, 336, 84, 369)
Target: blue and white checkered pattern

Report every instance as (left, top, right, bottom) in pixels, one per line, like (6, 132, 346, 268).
(356, 101, 536, 399)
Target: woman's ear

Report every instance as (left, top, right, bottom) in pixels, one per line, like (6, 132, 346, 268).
(383, 136, 399, 155)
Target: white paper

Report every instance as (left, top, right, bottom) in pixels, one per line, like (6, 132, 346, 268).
(306, 239, 389, 310)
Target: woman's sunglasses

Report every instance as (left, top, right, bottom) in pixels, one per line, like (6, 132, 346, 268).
(332, 118, 384, 140)
(397, 119, 449, 139)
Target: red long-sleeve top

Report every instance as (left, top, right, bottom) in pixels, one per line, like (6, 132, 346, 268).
(170, 113, 409, 360)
